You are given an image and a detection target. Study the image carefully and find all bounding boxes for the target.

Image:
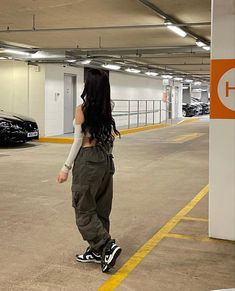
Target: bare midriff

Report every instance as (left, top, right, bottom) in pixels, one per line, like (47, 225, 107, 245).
(81, 136, 97, 148)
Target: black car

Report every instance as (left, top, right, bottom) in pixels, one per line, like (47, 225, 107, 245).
(0, 109, 39, 144)
(182, 103, 199, 117)
(191, 97, 210, 114)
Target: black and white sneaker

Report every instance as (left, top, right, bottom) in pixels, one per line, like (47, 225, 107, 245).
(101, 239, 122, 273)
(75, 247, 101, 264)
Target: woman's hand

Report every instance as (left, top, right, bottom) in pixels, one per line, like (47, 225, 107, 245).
(57, 170, 69, 183)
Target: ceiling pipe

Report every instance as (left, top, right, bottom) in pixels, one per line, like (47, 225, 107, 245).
(146, 63, 210, 66)
(137, 0, 210, 46)
(0, 22, 210, 34)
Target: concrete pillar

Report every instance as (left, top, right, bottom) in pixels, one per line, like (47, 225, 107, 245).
(182, 87, 190, 103)
(209, 0, 235, 240)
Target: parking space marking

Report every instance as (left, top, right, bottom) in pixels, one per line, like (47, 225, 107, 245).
(173, 132, 201, 142)
(165, 233, 211, 242)
(176, 118, 200, 125)
(165, 233, 235, 244)
(98, 184, 209, 291)
(182, 216, 208, 222)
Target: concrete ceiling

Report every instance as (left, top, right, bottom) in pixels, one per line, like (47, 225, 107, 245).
(0, 0, 211, 81)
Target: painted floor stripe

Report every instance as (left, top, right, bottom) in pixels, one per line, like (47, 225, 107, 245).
(173, 133, 200, 142)
(98, 184, 209, 291)
(165, 233, 211, 242)
(176, 117, 200, 125)
(166, 233, 235, 244)
(182, 216, 208, 222)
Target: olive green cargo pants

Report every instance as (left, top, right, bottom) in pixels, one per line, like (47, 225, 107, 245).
(72, 145, 115, 252)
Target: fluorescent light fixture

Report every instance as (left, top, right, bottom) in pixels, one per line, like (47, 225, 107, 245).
(202, 46, 210, 51)
(81, 59, 91, 65)
(30, 51, 65, 59)
(165, 21, 187, 38)
(31, 51, 44, 59)
(161, 74, 173, 79)
(145, 71, 158, 76)
(184, 79, 193, 83)
(125, 68, 141, 74)
(195, 41, 206, 47)
(102, 64, 121, 70)
(183, 86, 189, 89)
(174, 77, 183, 81)
(67, 59, 77, 63)
(4, 49, 31, 56)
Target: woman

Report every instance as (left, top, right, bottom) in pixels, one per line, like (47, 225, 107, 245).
(57, 69, 121, 273)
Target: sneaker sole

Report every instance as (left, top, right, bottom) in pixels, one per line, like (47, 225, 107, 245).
(75, 257, 101, 264)
(102, 247, 122, 272)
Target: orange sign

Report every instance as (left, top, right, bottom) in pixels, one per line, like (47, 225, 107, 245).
(210, 59, 235, 119)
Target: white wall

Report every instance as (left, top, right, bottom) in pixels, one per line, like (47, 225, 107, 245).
(28, 65, 45, 135)
(110, 71, 166, 128)
(0, 60, 45, 135)
(44, 68, 168, 135)
(44, 64, 84, 136)
(110, 71, 163, 100)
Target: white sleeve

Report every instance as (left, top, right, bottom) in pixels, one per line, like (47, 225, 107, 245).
(61, 124, 83, 173)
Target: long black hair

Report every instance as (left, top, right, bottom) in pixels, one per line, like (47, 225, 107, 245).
(81, 68, 120, 145)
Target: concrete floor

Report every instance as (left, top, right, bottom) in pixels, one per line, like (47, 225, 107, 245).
(0, 117, 234, 291)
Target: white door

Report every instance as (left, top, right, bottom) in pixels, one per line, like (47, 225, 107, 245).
(64, 74, 76, 133)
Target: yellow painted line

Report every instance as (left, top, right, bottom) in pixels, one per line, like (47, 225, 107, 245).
(119, 123, 169, 135)
(166, 233, 235, 244)
(173, 132, 200, 142)
(38, 137, 73, 144)
(37, 124, 169, 144)
(165, 233, 210, 242)
(176, 117, 200, 125)
(98, 184, 209, 291)
(182, 216, 208, 222)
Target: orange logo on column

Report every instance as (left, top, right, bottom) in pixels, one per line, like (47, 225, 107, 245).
(210, 59, 235, 119)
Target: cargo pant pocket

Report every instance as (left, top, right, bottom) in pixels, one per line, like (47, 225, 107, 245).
(71, 183, 89, 209)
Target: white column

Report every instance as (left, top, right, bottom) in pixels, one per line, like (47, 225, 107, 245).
(209, 0, 235, 240)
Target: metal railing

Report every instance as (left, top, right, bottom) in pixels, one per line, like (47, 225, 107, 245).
(112, 99, 170, 129)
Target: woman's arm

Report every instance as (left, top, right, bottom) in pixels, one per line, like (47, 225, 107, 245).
(61, 123, 83, 173)
(57, 105, 84, 183)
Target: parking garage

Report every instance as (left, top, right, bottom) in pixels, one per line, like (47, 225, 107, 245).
(0, 1, 234, 290)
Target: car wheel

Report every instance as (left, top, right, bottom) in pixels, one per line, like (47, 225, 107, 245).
(182, 109, 187, 117)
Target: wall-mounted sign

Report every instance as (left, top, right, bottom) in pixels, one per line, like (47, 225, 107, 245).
(210, 59, 235, 119)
